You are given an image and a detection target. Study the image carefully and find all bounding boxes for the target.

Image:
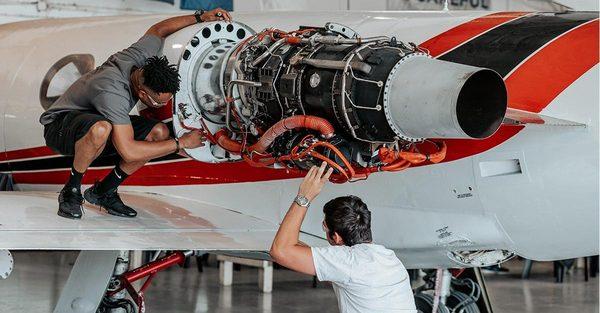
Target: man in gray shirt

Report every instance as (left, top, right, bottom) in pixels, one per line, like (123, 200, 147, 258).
(40, 8, 232, 219)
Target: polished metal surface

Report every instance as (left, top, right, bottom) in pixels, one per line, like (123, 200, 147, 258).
(0, 252, 597, 312)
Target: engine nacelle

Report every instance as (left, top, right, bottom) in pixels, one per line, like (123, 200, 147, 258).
(173, 21, 507, 182)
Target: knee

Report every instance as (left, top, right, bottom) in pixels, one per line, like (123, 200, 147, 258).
(88, 121, 112, 148)
(147, 123, 170, 142)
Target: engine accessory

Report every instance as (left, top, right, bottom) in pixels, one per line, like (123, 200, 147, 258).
(173, 21, 508, 183)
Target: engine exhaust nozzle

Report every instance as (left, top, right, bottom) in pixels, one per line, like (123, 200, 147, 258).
(384, 55, 507, 141)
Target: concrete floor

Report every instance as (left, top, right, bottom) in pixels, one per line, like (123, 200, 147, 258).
(0, 251, 597, 313)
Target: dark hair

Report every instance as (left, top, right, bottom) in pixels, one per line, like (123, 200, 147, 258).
(323, 195, 372, 246)
(141, 56, 180, 94)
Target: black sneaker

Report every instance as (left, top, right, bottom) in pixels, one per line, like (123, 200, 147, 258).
(84, 183, 137, 217)
(58, 186, 84, 219)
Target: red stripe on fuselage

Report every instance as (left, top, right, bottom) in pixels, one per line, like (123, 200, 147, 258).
(505, 19, 599, 113)
(0, 146, 56, 162)
(419, 12, 529, 57)
(12, 159, 304, 185)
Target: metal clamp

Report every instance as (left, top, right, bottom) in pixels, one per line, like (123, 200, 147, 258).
(324, 22, 359, 39)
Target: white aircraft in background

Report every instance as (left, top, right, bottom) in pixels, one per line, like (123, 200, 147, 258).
(0, 10, 597, 313)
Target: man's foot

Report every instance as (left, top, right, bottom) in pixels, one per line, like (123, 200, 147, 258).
(84, 183, 137, 217)
(58, 187, 84, 219)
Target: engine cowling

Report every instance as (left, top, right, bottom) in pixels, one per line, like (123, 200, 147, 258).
(173, 21, 507, 182)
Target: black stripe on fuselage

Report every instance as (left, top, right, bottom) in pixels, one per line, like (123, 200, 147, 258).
(3, 153, 185, 172)
(439, 12, 599, 77)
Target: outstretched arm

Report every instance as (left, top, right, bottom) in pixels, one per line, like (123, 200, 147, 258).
(270, 162, 333, 275)
(146, 8, 232, 39)
(111, 124, 205, 162)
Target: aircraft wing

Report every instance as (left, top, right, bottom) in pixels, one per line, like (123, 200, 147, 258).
(0, 191, 325, 250)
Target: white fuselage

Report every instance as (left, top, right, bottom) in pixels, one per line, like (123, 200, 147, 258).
(0, 11, 597, 268)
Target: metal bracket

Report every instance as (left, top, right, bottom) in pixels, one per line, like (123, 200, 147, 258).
(106, 251, 193, 313)
(53, 251, 119, 313)
(324, 22, 359, 39)
(0, 250, 14, 279)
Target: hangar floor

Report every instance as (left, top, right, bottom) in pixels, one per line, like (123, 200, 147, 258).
(0, 251, 597, 312)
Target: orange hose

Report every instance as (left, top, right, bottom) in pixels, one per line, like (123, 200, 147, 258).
(214, 129, 242, 153)
(382, 160, 411, 171)
(253, 116, 334, 153)
(214, 115, 335, 155)
(399, 142, 447, 164)
(311, 151, 350, 180)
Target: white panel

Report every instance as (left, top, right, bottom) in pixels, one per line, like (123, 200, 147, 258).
(555, 0, 600, 10)
(233, 0, 346, 11)
(476, 66, 599, 260)
(0, 191, 280, 250)
(350, 0, 387, 10)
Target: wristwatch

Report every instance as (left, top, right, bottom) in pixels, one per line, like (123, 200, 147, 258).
(173, 137, 181, 151)
(294, 195, 311, 208)
(194, 9, 206, 23)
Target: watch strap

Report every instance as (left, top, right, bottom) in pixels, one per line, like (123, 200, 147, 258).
(194, 9, 205, 23)
(174, 137, 180, 151)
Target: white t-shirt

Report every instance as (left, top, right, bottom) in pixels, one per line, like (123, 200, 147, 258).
(311, 243, 417, 313)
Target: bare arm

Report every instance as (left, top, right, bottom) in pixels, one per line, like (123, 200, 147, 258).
(146, 8, 232, 39)
(111, 124, 204, 162)
(270, 163, 333, 275)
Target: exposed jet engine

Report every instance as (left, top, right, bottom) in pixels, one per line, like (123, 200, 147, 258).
(173, 22, 507, 182)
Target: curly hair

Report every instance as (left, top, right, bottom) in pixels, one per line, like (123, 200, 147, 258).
(141, 56, 180, 94)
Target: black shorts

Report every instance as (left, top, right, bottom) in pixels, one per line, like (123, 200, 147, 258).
(43, 111, 160, 156)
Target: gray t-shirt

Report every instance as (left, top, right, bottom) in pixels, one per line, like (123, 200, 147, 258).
(39, 34, 163, 125)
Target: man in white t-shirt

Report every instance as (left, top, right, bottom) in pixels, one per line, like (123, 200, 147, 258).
(270, 162, 417, 313)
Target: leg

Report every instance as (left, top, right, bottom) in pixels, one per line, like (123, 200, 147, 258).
(522, 259, 533, 279)
(119, 122, 170, 175)
(219, 260, 233, 286)
(584, 257, 589, 282)
(43, 111, 112, 219)
(258, 261, 273, 293)
(84, 122, 169, 218)
(72, 121, 112, 173)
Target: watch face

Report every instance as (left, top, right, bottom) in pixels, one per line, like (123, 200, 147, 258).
(296, 196, 309, 206)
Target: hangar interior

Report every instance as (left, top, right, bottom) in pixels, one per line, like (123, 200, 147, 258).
(0, 0, 598, 313)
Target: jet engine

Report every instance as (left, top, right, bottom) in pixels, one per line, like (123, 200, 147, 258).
(173, 21, 507, 182)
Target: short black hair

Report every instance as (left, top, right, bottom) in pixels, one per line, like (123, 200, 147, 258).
(141, 56, 180, 94)
(323, 195, 372, 246)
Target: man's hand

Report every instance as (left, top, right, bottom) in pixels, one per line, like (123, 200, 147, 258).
(179, 130, 206, 149)
(298, 162, 334, 202)
(201, 8, 232, 23)
(146, 8, 231, 39)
